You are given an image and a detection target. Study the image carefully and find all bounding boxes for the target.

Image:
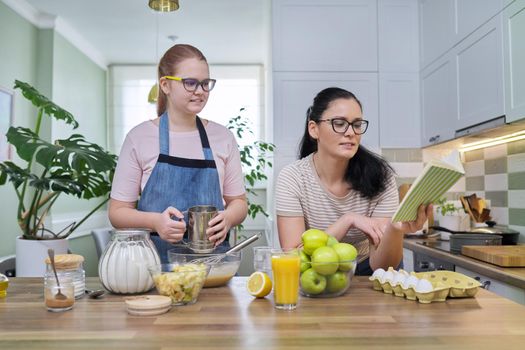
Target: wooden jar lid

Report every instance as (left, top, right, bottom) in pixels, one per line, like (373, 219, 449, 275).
(125, 296, 172, 316)
(44, 254, 84, 269)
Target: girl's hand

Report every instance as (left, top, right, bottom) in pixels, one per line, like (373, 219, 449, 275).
(206, 211, 232, 247)
(155, 206, 186, 243)
(347, 213, 388, 246)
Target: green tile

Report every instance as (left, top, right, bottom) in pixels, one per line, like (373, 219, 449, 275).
(409, 149, 422, 162)
(382, 149, 396, 162)
(508, 139, 525, 155)
(485, 157, 507, 174)
(509, 208, 525, 226)
(466, 176, 485, 191)
(485, 191, 508, 207)
(395, 177, 415, 187)
(464, 149, 484, 162)
(509, 171, 525, 189)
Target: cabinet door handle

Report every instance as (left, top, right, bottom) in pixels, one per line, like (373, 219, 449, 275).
(474, 276, 491, 290)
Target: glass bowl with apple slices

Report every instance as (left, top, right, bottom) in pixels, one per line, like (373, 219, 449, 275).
(299, 258, 357, 298)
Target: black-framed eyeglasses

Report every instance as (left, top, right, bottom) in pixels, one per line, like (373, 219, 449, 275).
(318, 118, 369, 135)
(163, 75, 217, 92)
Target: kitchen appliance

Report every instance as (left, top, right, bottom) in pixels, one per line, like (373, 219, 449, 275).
(449, 234, 502, 253)
(461, 246, 525, 267)
(430, 223, 520, 245)
(413, 243, 455, 272)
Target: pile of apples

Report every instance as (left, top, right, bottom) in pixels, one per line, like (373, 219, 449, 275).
(300, 229, 358, 296)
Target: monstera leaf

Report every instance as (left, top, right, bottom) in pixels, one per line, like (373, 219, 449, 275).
(14, 80, 78, 128)
(0, 80, 117, 239)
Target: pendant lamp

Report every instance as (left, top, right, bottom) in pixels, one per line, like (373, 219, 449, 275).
(148, 0, 179, 12)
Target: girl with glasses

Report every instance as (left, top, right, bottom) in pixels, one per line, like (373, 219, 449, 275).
(275, 87, 431, 275)
(109, 44, 247, 262)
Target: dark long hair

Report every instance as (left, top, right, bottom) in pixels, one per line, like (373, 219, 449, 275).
(299, 87, 394, 199)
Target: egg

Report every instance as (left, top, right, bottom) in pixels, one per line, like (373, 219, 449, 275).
(415, 278, 434, 293)
(369, 268, 385, 282)
(402, 275, 420, 290)
(381, 269, 395, 284)
(392, 270, 408, 287)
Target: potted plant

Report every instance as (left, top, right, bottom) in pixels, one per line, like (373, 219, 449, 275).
(434, 197, 468, 240)
(0, 80, 117, 276)
(226, 108, 275, 241)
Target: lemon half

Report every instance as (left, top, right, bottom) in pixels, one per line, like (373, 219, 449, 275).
(247, 271, 272, 298)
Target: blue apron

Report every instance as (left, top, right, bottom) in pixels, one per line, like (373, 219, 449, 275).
(137, 113, 228, 262)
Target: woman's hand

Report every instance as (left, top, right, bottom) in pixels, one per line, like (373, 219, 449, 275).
(397, 203, 433, 234)
(347, 213, 388, 246)
(206, 211, 232, 247)
(154, 206, 186, 243)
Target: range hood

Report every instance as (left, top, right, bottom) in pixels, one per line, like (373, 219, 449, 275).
(427, 115, 525, 152)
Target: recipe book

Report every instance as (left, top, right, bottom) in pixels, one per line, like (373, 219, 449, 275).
(392, 150, 465, 222)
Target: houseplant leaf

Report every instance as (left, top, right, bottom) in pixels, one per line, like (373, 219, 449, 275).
(14, 80, 78, 128)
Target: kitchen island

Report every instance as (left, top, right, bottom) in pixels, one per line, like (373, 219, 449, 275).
(1, 277, 525, 349)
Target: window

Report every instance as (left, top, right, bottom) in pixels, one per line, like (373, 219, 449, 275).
(108, 65, 264, 155)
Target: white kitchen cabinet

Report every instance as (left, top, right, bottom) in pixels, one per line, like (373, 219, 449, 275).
(455, 266, 525, 305)
(455, 14, 505, 130)
(503, 0, 525, 123)
(379, 73, 421, 148)
(420, 0, 506, 70)
(419, 0, 455, 69)
(272, 72, 379, 176)
(403, 248, 415, 273)
(272, 0, 377, 72)
(455, 0, 505, 41)
(378, 0, 419, 72)
(421, 52, 457, 146)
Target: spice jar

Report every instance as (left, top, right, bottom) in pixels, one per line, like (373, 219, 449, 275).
(44, 254, 85, 299)
(98, 229, 160, 294)
(44, 275, 75, 312)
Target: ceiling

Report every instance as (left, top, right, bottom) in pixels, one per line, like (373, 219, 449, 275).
(14, 0, 269, 67)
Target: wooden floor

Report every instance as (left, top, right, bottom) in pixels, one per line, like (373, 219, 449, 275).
(1, 277, 525, 349)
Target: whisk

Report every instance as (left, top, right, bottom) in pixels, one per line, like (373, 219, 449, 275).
(192, 232, 262, 265)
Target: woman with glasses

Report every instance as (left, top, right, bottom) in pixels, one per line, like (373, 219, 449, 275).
(109, 44, 247, 262)
(275, 87, 431, 275)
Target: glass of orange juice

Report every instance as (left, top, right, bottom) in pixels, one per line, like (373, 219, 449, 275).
(271, 248, 300, 310)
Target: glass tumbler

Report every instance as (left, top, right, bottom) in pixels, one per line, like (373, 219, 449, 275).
(252, 246, 273, 278)
(271, 248, 300, 310)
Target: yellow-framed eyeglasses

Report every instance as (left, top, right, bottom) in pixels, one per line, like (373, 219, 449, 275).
(163, 76, 216, 92)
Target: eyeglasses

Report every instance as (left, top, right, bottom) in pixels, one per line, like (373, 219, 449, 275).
(163, 76, 216, 92)
(318, 118, 369, 135)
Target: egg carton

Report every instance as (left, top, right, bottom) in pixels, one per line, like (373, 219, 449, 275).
(369, 267, 481, 304)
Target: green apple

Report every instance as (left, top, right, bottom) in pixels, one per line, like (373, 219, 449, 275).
(332, 243, 358, 271)
(299, 249, 311, 273)
(302, 229, 329, 255)
(326, 236, 339, 247)
(326, 271, 349, 294)
(300, 268, 327, 295)
(311, 246, 339, 275)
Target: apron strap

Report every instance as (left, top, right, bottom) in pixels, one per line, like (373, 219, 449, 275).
(159, 113, 170, 155)
(159, 114, 214, 160)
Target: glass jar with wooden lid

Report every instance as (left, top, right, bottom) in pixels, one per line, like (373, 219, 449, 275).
(44, 254, 85, 299)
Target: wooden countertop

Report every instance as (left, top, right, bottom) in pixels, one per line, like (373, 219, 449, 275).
(1, 277, 525, 349)
(404, 239, 525, 289)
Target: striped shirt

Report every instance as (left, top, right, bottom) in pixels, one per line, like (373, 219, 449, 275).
(275, 154, 399, 262)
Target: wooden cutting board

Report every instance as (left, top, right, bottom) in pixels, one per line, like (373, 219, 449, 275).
(461, 245, 525, 267)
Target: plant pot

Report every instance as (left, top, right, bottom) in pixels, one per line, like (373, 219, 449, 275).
(437, 215, 470, 240)
(15, 236, 69, 277)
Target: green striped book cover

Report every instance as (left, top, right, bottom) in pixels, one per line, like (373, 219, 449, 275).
(392, 151, 464, 222)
